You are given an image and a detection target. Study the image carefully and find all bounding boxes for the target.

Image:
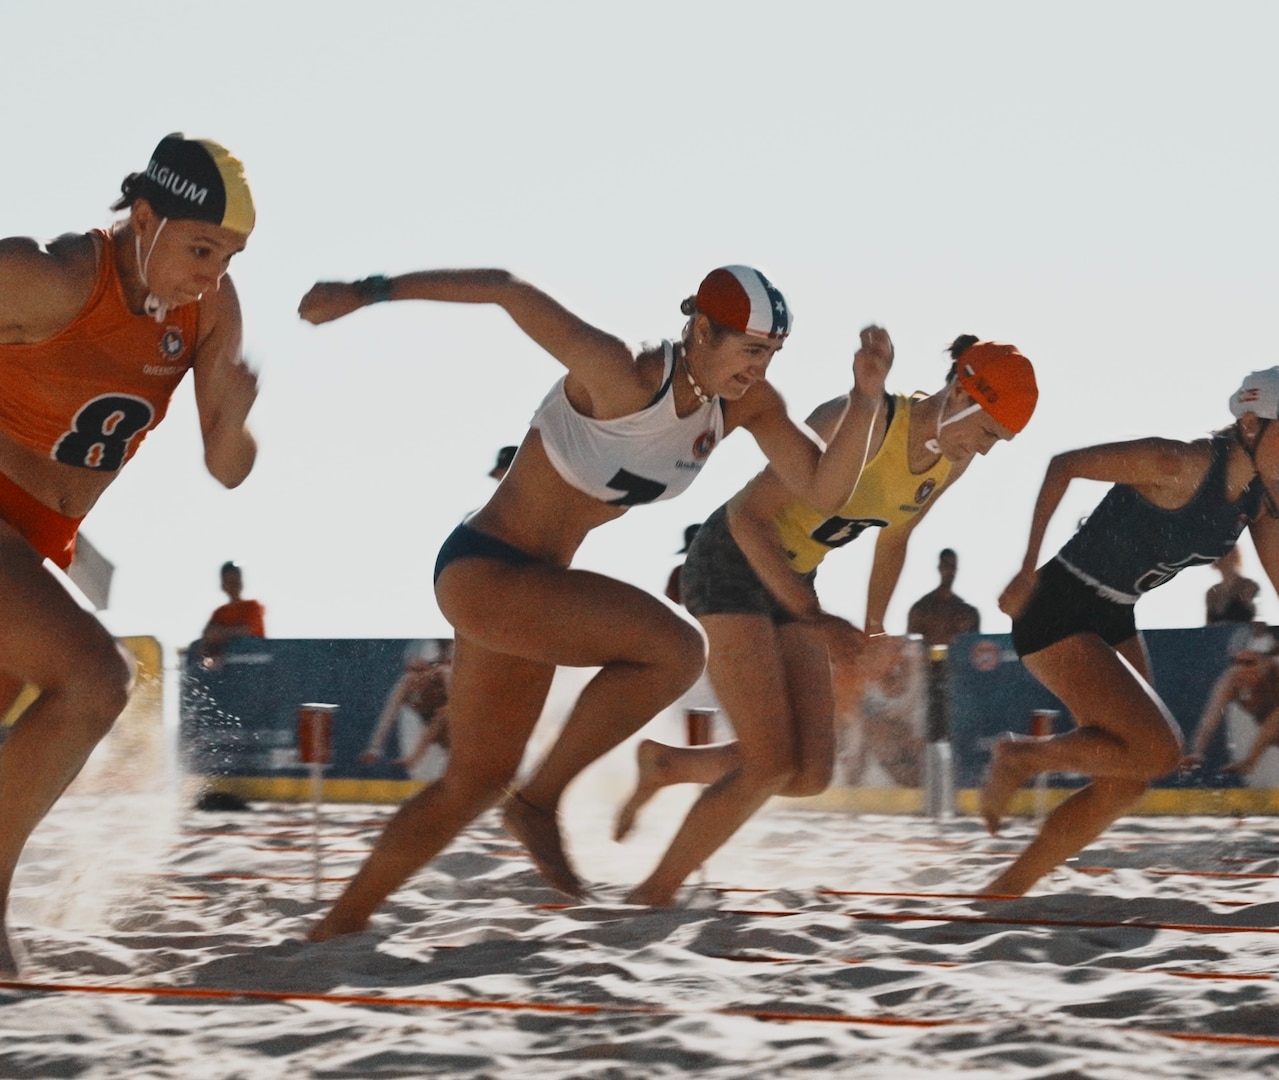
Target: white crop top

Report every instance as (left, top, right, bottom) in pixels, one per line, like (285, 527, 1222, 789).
(531, 340, 724, 506)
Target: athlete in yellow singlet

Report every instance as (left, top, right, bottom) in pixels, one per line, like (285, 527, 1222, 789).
(617, 335, 1038, 907)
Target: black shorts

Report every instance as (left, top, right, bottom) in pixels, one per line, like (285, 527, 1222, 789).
(433, 521, 540, 584)
(1011, 557, 1139, 658)
(680, 504, 814, 624)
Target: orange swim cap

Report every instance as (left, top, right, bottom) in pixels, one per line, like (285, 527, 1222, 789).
(955, 342, 1038, 434)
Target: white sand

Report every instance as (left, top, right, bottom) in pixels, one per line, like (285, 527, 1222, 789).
(3, 766, 1279, 1079)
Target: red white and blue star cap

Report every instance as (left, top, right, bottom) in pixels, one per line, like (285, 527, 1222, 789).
(1230, 368, 1279, 421)
(695, 266, 792, 340)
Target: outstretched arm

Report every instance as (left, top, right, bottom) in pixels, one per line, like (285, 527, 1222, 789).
(863, 461, 968, 634)
(1184, 669, 1239, 765)
(999, 438, 1196, 618)
(298, 269, 645, 413)
(361, 676, 410, 763)
(192, 276, 257, 488)
(734, 326, 892, 515)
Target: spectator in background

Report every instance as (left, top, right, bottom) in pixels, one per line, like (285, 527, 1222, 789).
(831, 633, 927, 787)
(489, 445, 517, 482)
(362, 640, 454, 782)
(907, 548, 980, 647)
(1205, 547, 1260, 625)
(664, 524, 701, 604)
(198, 561, 265, 668)
(1183, 623, 1279, 781)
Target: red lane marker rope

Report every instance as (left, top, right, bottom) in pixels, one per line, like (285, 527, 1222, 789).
(5, 979, 1279, 1046)
(0, 979, 954, 1028)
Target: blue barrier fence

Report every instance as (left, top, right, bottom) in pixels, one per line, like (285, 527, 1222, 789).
(180, 627, 1263, 805)
(946, 625, 1244, 789)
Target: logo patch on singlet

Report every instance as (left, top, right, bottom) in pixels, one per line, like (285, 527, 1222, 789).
(913, 478, 937, 504)
(158, 328, 186, 359)
(692, 430, 718, 459)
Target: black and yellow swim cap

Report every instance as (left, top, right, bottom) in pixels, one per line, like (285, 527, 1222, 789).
(136, 133, 255, 235)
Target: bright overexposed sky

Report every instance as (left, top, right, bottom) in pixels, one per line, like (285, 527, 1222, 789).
(5, 1, 1279, 654)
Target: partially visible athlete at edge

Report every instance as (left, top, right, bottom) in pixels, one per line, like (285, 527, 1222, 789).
(0, 132, 259, 973)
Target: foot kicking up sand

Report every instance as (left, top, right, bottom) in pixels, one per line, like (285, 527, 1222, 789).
(613, 739, 670, 842)
(501, 791, 586, 900)
(979, 734, 1043, 835)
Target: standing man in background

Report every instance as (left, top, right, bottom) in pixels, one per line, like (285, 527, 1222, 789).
(907, 548, 981, 647)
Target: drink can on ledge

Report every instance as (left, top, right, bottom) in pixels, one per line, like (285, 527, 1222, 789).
(297, 703, 338, 765)
(686, 708, 717, 747)
(1030, 709, 1059, 739)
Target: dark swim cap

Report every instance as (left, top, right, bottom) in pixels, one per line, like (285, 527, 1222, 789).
(136, 133, 255, 235)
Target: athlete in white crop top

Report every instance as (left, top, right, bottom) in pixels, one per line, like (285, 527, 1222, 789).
(298, 264, 891, 938)
(533, 340, 724, 505)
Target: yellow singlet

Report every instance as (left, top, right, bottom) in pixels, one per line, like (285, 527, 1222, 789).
(766, 393, 952, 574)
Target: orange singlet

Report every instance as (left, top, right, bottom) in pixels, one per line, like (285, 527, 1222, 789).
(0, 229, 201, 566)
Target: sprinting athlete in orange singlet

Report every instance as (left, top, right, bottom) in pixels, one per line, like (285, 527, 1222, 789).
(0, 133, 258, 973)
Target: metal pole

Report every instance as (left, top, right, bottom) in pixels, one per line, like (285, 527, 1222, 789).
(297, 702, 338, 902)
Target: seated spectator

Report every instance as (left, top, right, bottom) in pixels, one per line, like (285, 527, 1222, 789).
(1205, 547, 1261, 625)
(198, 561, 266, 668)
(362, 640, 453, 782)
(1184, 623, 1279, 781)
(831, 634, 927, 786)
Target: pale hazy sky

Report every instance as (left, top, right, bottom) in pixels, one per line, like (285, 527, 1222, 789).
(5, 1, 1278, 653)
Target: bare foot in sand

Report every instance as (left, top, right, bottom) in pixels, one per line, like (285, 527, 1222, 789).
(613, 740, 672, 842)
(979, 735, 1043, 835)
(501, 791, 585, 900)
(306, 913, 368, 943)
(622, 883, 678, 907)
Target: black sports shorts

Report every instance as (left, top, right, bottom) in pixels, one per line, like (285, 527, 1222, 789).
(680, 504, 814, 624)
(1011, 557, 1139, 658)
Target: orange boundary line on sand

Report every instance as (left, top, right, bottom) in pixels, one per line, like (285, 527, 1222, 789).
(536, 900, 1279, 937)
(4, 979, 1279, 1046)
(705, 952, 1274, 983)
(721, 906, 1279, 937)
(0, 979, 953, 1029)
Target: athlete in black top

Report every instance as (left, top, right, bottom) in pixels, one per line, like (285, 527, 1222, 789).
(983, 368, 1279, 897)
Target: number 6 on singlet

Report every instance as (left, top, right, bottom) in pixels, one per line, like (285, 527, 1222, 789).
(53, 394, 155, 471)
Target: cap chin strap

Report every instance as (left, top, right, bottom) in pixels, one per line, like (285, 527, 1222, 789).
(134, 217, 169, 323)
(923, 382, 983, 453)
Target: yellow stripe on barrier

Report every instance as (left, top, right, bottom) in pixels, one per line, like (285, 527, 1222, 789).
(789, 786, 1279, 816)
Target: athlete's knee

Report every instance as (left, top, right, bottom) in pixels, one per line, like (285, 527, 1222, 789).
(39, 636, 133, 737)
(737, 747, 799, 795)
(783, 758, 834, 798)
(669, 618, 706, 674)
(644, 616, 705, 690)
(1142, 725, 1184, 779)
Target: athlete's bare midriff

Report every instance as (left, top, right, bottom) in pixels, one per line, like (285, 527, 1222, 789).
(467, 429, 628, 565)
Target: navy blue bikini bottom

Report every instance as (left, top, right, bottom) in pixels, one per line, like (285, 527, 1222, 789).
(433, 521, 541, 584)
